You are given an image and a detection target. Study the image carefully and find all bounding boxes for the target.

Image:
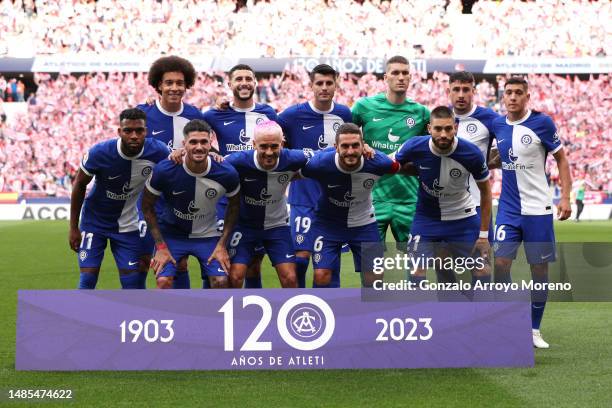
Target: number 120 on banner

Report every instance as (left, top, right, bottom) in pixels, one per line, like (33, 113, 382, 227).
(16, 290, 533, 370)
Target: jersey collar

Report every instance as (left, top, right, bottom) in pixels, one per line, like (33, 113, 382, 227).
(156, 100, 184, 117)
(253, 150, 280, 172)
(183, 156, 212, 177)
(116, 138, 144, 160)
(230, 102, 256, 112)
(506, 109, 532, 125)
(308, 101, 335, 114)
(428, 136, 458, 157)
(334, 152, 364, 174)
(453, 104, 477, 119)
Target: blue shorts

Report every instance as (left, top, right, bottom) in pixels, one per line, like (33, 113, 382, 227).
(476, 206, 494, 242)
(229, 225, 296, 266)
(290, 204, 316, 252)
(157, 235, 225, 278)
(409, 214, 480, 259)
(494, 213, 556, 264)
(311, 221, 382, 272)
(77, 228, 142, 271)
(218, 200, 264, 257)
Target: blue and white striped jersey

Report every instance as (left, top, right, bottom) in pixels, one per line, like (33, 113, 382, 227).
(145, 157, 240, 238)
(136, 101, 206, 149)
(278, 101, 352, 207)
(395, 136, 489, 221)
(492, 110, 562, 216)
(80, 138, 170, 233)
(300, 150, 399, 228)
(455, 105, 500, 206)
(225, 149, 310, 230)
(203, 103, 278, 156)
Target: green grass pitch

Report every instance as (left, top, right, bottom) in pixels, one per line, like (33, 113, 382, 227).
(1, 220, 611, 407)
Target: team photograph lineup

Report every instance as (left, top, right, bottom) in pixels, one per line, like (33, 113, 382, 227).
(3, 1, 611, 405)
(68, 55, 572, 349)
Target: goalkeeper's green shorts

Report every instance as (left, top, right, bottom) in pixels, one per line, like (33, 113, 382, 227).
(373, 201, 416, 244)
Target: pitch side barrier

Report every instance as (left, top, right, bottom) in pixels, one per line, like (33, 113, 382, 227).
(2, 57, 611, 74)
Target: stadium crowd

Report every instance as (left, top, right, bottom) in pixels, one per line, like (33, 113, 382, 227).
(0, 0, 608, 58)
(0, 69, 609, 197)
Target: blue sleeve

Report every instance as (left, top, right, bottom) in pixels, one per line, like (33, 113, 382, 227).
(223, 152, 239, 168)
(223, 166, 241, 198)
(464, 148, 490, 182)
(277, 110, 291, 146)
(484, 111, 500, 140)
(300, 154, 320, 179)
(394, 138, 417, 164)
(372, 152, 395, 176)
(265, 106, 279, 122)
(539, 115, 562, 154)
(80, 144, 102, 176)
(146, 162, 167, 196)
(340, 106, 353, 124)
(289, 149, 310, 167)
(152, 139, 171, 162)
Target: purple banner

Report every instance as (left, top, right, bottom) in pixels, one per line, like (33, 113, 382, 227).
(16, 290, 533, 370)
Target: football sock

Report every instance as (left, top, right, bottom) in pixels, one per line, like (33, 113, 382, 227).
(295, 256, 309, 288)
(173, 271, 191, 289)
(119, 272, 141, 289)
(137, 271, 147, 289)
(531, 274, 548, 330)
(330, 259, 341, 288)
(78, 272, 98, 289)
(245, 277, 262, 288)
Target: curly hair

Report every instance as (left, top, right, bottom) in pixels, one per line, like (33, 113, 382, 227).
(148, 56, 196, 94)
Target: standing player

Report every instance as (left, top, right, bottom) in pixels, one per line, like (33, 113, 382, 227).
(142, 120, 240, 289)
(352, 56, 430, 247)
(69, 108, 170, 289)
(393, 106, 492, 285)
(225, 121, 309, 288)
(203, 64, 278, 288)
(492, 77, 572, 348)
(138, 55, 205, 149)
(301, 123, 401, 287)
(448, 71, 500, 240)
(278, 64, 353, 288)
(138, 56, 206, 288)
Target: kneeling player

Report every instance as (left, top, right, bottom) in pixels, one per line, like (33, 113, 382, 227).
(225, 121, 310, 288)
(69, 108, 170, 289)
(301, 123, 401, 287)
(142, 120, 240, 289)
(394, 106, 492, 286)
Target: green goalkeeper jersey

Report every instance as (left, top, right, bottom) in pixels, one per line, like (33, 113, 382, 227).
(352, 93, 430, 204)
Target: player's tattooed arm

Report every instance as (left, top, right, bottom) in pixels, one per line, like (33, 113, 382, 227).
(553, 148, 572, 221)
(209, 192, 240, 274)
(142, 189, 176, 274)
(488, 147, 501, 169)
(69, 169, 93, 252)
